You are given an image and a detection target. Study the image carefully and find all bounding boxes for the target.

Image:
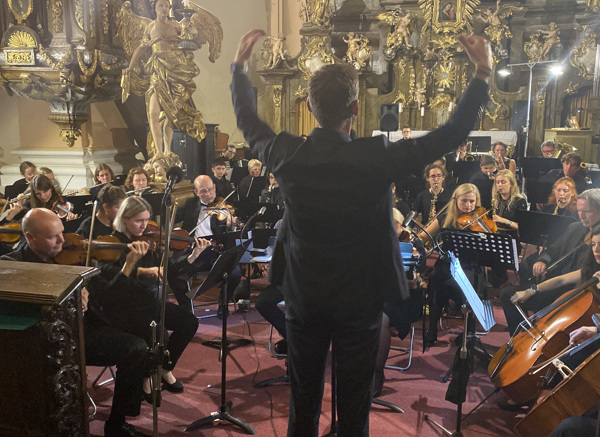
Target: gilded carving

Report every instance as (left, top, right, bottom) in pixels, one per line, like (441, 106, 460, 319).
(434, 62, 456, 89)
(38, 45, 72, 70)
(418, 0, 481, 37)
(586, 0, 600, 13)
(6, 50, 33, 64)
(75, 0, 83, 30)
(77, 49, 98, 76)
(7, 30, 36, 48)
(485, 91, 503, 122)
(475, 0, 522, 46)
(102, 0, 109, 35)
(7, 0, 33, 24)
(378, 9, 414, 55)
(51, 0, 64, 33)
(525, 23, 561, 62)
(409, 67, 416, 103)
(570, 27, 597, 80)
(297, 36, 334, 78)
(393, 91, 407, 105)
(564, 81, 581, 96)
(273, 85, 282, 108)
(294, 85, 307, 98)
(301, 0, 331, 27)
(260, 35, 288, 69)
(342, 32, 371, 70)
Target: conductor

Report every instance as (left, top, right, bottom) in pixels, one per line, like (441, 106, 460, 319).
(231, 29, 491, 436)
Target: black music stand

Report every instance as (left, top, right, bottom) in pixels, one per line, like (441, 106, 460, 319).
(453, 161, 480, 185)
(63, 194, 94, 217)
(516, 209, 578, 247)
(522, 157, 562, 180)
(230, 167, 249, 186)
(524, 179, 554, 205)
(467, 136, 491, 154)
(185, 243, 256, 434)
(424, 231, 517, 437)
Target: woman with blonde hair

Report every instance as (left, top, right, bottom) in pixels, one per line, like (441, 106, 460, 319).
(421, 183, 490, 345)
(491, 169, 527, 232)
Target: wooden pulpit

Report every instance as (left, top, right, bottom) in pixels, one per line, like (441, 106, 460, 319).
(0, 261, 99, 437)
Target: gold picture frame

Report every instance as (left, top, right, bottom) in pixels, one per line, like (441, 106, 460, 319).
(7, 0, 33, 24)
(420, 0, 479, 35)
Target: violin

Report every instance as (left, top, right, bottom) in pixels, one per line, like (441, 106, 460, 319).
(52, 200, 77, 220)
(141, 221, 223, 253)
(54, 233, 130, 265)
(0, 222, 23, 244)
(457, 207, 497, 233)
(206, 196, 235, 222)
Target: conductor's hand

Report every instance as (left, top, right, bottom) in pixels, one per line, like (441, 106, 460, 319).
(234, 29, 266, 66)
(458, 35, 492, 72)
(569, 326, 598, 345)
(532, 261, 547, 278)
(510, 288, 535, 305)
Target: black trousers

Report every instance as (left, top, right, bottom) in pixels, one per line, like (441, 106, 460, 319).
(256, 284, 286, 339)
(499, 284, 571, 335)
(84, 314, 148, 418)
(285, 298, 382, 437)
(109, 302, 198, 371)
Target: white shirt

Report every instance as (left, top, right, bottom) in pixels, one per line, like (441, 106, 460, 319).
(195, 203, 213, 237)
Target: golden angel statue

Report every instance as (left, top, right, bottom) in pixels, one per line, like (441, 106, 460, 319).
(118, 0, 223, 161)
(302, 0, 331, 27)
(342, 32, 371, 69)
(525, 22, 561, 62)
(477, 0, 523, 45)
(377, 10, 413, 49)
(260, 35, 287, 69)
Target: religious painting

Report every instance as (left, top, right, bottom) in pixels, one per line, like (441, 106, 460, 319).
(421, 0, 479, 36)
(439, 1, 457, 22)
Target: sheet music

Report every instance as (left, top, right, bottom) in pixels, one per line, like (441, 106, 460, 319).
(448, 252, 495, 332)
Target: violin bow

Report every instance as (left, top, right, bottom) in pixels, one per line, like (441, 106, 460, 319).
(85, 201, 99, 267)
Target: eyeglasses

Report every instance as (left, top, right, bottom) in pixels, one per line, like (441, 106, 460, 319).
(197, 187, 215, 195)
(428, 174, 444, 179)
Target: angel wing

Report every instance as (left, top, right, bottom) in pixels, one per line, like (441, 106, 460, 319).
(116, 1, 151, 59)
(376, 10, 400, 26)
(189, 2, 223, 63)
(497, 5, 523, 20)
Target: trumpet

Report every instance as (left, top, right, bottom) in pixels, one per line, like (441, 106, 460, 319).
(464, 141, 475, 161)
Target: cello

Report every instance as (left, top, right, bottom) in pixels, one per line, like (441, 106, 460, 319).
(488, 277, 600, 403)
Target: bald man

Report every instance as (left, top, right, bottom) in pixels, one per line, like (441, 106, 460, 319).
(171, 175, 241, 313)
(1, 208, 150, 437)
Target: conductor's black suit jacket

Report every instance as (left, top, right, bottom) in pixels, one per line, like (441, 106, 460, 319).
(231, 63, 488, 322)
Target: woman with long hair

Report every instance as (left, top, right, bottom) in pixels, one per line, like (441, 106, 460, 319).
(491, 169, 527, 231)
(28, 174, 78, 221)
(92, 195, 205, 402)
(421, 183, 490, 345)
(541, 176, 578, 219)
(492, 141, 516, 174)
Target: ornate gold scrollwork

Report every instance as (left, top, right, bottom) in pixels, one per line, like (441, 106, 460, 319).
(59, 129, 82, 148)
(294, 85, 307, 99)
(525, 23, 561, 63)
(393, 91, 407, 105)
(102, 0, 109, 35)
(7, 0, 33, 24)
(564, 81, 581, 96)
(409, 67, 416, 103)
(273, 85, 282, 107)
(6, 50, 33, 65)
(570, 27, 596, 80)
(51, 0, 64, 33)
(7, 30, 36, 48)
(434, 61, 456, 89)
(38, 45, 72, 71)
(419, 0, 481, 37)
(485, 91, 505, 123)
(297, 37, 334, 79)
(77, 49, 98, 76)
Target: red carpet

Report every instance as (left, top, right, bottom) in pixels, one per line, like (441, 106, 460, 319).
(87, 287, 523, 436)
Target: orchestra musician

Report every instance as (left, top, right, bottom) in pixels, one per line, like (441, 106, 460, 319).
(469, 154, 496, 209)
(443, 141, 467, 176)
(491, 169, 527, 233)
(541, 140, 559, 159)
(500, 189, 600, 334)
(413, 164, 451, 224)
(492, 141, 516, 174)
(210, 157, 235, 199)
(5, 161, 36, 199)
(540, 177, 579, 219)
(28, 174, 78, 221)
(543, 152, 590, 195)
(231, 28, 491, 434)
(420, 184, 491, 346)
(88, 163, 116, 196)
(222, 144, 238, 167)
(75, 184, 127, 239)
(497, 228, 600, 413)
(0, 208, 151, 437)
(171, 174, 240, 314)
(92, 196, 199, 401)
(401, 125, 411, 140)
(260, 173, 285, 209)
(37, 167, 62, 194)
(124, 167, 151, 193)
(238, 158, 266, 204)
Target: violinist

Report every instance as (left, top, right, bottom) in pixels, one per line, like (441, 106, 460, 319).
(492, 141, 516, 174)
(497, 229, 600, 413)
(88, 163, 116, 196)
(28, 174, 78, 221)
(516, 189, 600, 285)
(75, 184, 127, 239)
(93, 196, 199, 400)
(413, 164, 451, 224)
(469, 154, 496, 208)
(172, 175, 240, 314)
(420, 183, 490, 345)
(0, 208, 150, 437)
(540, 177, 579, 219)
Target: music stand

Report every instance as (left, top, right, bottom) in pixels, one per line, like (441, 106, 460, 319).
(453, 161, 480, 185)
(185, 243, 256, 434)
(524, 179, 554, 205)
(230, 167, 249, 186)
(516, 210, 577, 247)
(522, 157, 562, 180)
(142, 193, 164, 218)
(252, 203, 283, 225)
(63, 194, 94, 217)
(424, 231, 517, 437)
(467, 136, 491, 154)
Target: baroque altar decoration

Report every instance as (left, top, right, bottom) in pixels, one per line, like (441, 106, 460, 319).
(342, 32, 372, 70)
(117, 0, 223, 160)
(525, 22, 562, 63)
(475, 0, 522, 59)
(377, 9, 415, 61)
(570, 26, 598, 80)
